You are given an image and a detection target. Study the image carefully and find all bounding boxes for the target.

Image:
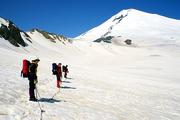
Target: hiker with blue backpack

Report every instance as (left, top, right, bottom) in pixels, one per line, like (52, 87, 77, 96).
(52, 63, 62, 88)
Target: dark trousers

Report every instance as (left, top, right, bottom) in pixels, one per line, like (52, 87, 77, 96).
(28, 73, 37, 99)
(64, 72, 67, 78)
(56, 74, 62, 88)
(29, 81, 36, 99)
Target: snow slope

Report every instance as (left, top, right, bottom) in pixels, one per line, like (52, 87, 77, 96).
(0, 9, 180, 120)
(1, 34, 180, 120)
(76, 9, 180, 47)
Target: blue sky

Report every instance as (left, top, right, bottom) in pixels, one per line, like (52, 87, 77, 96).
(0, 0, 179, 37)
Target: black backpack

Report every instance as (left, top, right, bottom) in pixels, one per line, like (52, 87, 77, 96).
(62, 65, 66, 72)
(52, 63, 57, 75)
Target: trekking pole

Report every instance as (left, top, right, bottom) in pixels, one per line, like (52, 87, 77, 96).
(35, 84, 38, 99)
(36, 85, 41, 99)
(51, 87, 60, 100)
(35, 84, 45, 120)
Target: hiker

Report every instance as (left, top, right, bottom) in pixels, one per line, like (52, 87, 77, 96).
(63, 65, 69, 78)
(56, 63, 62, 88)
(28, 58, 40, 101)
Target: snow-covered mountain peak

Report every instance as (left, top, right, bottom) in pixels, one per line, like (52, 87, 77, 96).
(0, 17, 9, 27)
(75, 8, 180, 47)
(112, 8, 143, 18)
(0, 17, 18, 29)
(75, 8, 151, 40)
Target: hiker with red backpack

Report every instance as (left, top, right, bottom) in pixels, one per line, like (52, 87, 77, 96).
(56, 63, 62, 88)
(28, 59, 40, 101)
(52, 63, 63, 88)
(21, 58, 40, 101)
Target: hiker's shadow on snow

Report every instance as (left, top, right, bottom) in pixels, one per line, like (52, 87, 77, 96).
(62, 80, 71, 83)
(61, 86, 76, 89)
(38, 98, 66, 103)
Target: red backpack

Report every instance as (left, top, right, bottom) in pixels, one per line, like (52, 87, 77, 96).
(21, 59, 30, 78)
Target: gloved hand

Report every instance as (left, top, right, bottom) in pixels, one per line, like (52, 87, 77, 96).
(34, 79, 38, 84)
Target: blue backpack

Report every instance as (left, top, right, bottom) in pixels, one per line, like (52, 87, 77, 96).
(52, 63, 57, 75)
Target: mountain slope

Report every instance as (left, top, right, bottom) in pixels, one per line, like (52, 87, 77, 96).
(0, 9, 180, 120)
(75, 9, 180, 46)
(0, 17, 72, 51)
(29, 29, 71, 44)
(1, 34, 180, 120)
(0, 17, 31, 47)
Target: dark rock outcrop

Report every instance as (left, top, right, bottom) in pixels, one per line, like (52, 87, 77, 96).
(30, 29, 71, 44)
(93, 36, 114, 43)
(124, 39, 132, 45)
(0, 18, 31, 47)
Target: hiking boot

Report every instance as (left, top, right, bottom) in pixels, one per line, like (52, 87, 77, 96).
(33, 98, 38, 101)
(29, 97, 38, 101)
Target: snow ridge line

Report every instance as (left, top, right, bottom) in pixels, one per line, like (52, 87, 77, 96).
(101, 9, 130, 37)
